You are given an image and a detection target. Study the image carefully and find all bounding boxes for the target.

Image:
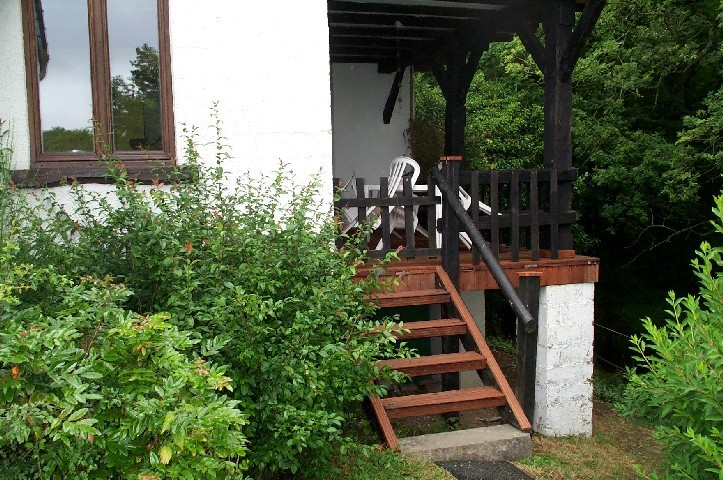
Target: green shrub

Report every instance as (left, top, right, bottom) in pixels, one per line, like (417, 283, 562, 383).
(7, 118, 408, 478)
(619, 192, 723, 479)
(0, 258, 248, 479)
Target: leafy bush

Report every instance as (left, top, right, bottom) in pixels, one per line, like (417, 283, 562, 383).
(619, 192, 723, 479)
(0, 257, 248, 479)
(7, 119, 408, 478)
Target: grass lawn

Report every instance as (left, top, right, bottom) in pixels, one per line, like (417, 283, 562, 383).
(334, 400, 662, 480)
(515, 401, 663, 479)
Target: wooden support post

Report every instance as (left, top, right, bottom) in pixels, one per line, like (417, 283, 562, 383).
(441, 156, 462, 394)
(542, 0, 576, 252)
(432, 39, 487, 395)
(433, 40, 483, 289)
(516, 272, 541, 424)
(441, 158, 461, 289)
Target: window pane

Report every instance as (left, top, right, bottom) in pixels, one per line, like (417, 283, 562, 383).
(36, 0, 95, 153)
(107, 0, 163, 152)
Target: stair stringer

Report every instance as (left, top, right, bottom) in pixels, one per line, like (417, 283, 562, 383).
(435, 266, 532, 432)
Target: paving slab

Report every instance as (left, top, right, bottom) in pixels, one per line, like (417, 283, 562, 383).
(398, 424, 532, 462)
(436, 460, 534, 480)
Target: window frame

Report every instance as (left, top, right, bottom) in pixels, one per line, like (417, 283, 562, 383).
(20, 0, 175, 178)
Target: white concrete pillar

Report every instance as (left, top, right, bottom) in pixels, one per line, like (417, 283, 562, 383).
(533, 282, 595, 436)
(460, 290, 485, 389)
(461, 290, 486, 336)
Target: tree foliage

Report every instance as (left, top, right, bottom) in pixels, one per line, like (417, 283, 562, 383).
(619, 193, 723, 479)
(413, 0, 723, 363)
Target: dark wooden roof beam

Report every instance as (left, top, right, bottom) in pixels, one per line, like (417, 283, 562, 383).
(329, 22, 456, 33)
(328, 10, 480, 23)
(330, 46, 416, 57)
(331, 43, 416, 50)
(331, 54, 391, 63)
(329, 1, 494, 19)
(333, 33, 438, 41)
(334, 0, 505, 12)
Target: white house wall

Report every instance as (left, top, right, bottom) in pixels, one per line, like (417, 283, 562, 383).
(1, 1, 334, 203)
(168, 1, 333, 193)
(0, 0, 31, 166)
(330, 63, 412, 189)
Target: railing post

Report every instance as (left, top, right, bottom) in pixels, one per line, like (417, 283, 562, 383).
(441, 156, 461, 289)
(516, 271, 541, 424)
(440, 156, 462, 395)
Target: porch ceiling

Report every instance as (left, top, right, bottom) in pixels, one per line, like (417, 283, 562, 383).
(328, 0, 587, 71)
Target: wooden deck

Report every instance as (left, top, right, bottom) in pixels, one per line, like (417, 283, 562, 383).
(356, 252, 599, 292)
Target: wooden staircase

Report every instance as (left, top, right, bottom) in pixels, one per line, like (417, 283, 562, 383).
(366, 266, 532, 450)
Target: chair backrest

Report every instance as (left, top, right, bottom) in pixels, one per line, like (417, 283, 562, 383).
(339, 171, 357, 196)
(387, 156, 420, 196)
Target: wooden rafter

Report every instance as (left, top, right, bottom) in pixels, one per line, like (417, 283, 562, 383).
(328, 0, 585, 66)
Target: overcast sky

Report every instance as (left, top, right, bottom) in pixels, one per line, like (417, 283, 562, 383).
(39, 0, 159, 131)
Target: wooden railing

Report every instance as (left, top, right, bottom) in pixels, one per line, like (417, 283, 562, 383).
(334, 167, 577, 261)
(460, 168, 577, 262)
(433, 167, 539, 422)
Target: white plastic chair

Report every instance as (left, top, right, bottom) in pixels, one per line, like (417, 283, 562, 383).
(338, 173, 359, 234)
(372, 156, 427, 249)
(435, 185, 495, 250)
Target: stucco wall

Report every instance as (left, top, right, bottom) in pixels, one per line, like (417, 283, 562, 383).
(534, 282, 595, 436)
(330, 63, 412, 188)
(1, 1, 334, 203)
(168, 1, 333, 195)
(0, 0, 31, 168)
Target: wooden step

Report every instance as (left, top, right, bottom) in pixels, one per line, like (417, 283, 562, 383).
(381, 386, 507, 419)
(377, 351, 486, 377)
(366, 289, 451, 308)
(394, 318, 467, 339)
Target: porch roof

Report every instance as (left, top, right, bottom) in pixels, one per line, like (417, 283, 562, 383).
(328, 0, 587, 71)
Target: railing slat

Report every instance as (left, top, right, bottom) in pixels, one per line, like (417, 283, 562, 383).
(550, 169, 559, 259)
(403, 177, 415, 249)
(428, 176, 438, 249)
(530, 170, 540, 261)
(490, 170, 500, 259)
(380, 177, 392, 251)
(356, 177, 368, 251)
(511, 170, 520, 262)
(471, 170, 480, 266)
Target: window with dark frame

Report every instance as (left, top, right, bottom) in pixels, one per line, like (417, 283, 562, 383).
(21, 0, 175, 175)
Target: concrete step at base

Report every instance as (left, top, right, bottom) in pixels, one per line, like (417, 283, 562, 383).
(398, 424, 532, 463)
